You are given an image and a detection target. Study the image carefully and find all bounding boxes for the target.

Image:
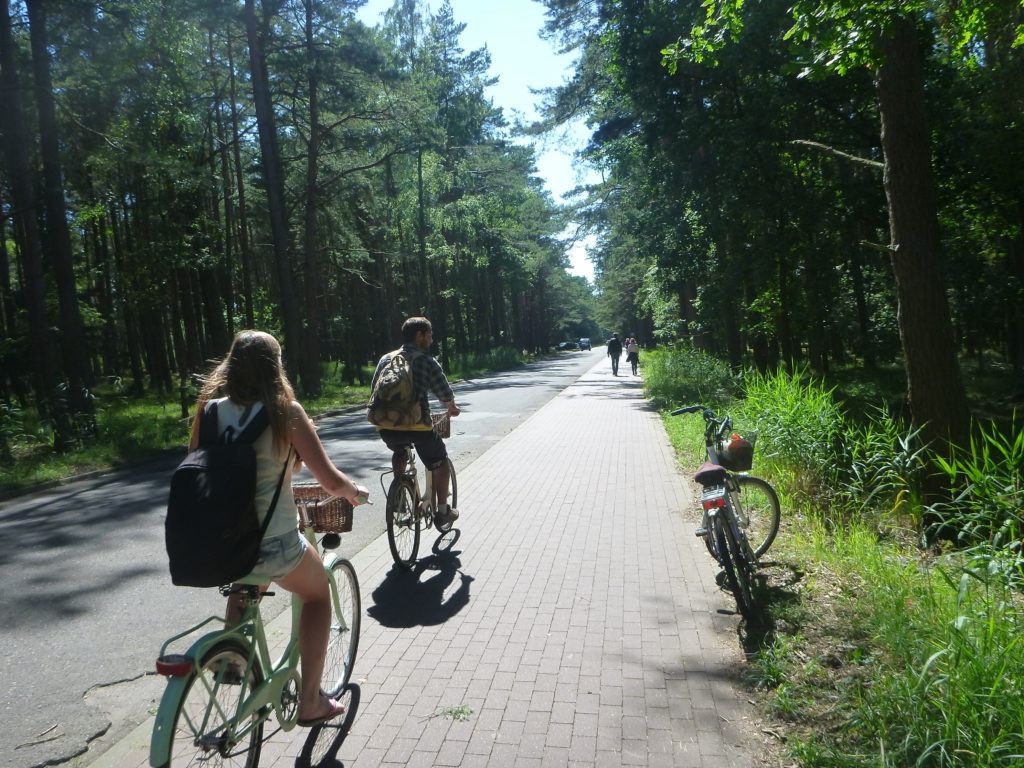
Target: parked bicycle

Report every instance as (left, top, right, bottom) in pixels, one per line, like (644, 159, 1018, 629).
(382, 412, 458, 569)
(149, 484, 360, 767)
(671, 405, 781, 618)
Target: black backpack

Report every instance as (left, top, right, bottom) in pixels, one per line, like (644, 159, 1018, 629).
(165, 400, 289, 587)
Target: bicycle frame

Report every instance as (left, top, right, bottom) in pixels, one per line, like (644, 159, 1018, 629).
(149, 527, 348, 767)
(393, 444, 436, 522)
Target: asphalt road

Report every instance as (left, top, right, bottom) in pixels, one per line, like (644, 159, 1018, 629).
(0, 349, 605, 768)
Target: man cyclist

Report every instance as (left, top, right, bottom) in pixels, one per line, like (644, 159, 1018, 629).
(371, 317, 461, 526)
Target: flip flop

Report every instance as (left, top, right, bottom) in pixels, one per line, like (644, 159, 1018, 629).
(297, 695, 346, 727)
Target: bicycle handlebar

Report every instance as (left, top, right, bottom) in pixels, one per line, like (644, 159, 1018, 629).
(670, 404, 733, 444)
(670, 405, 704, 416)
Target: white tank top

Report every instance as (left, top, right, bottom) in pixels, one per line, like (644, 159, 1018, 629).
(212, 397, 298, 540)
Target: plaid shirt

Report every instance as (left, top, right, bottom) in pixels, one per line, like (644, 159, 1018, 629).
(371, 343, 454, 429)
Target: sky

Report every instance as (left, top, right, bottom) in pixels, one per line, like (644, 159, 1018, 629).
(355, 0, 599, 282)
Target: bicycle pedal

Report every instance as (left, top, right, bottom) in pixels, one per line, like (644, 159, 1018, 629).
(694, 527, 708, 537)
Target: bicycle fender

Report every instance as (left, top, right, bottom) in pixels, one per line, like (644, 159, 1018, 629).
(321, 550, 340, 570)
(148, 628, 253, 767)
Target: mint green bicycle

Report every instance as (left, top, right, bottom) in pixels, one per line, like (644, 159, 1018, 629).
(149, 484, 360, 767)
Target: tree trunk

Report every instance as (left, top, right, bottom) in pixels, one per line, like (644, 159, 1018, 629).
(849, 242, 875, 369)
(776, 246, 796, 366)
(0, 187, 14, 336)
(1009, 200, 1024, 401)
(199, 266, 230, 360)
(111, 200, 145, 395)
(876, 16, 970, 449)
(0, 0, 71, 445)
(244, 0, 302, 376)
(300, 0, 322, 396)
(92, 212, 120, 376)
(26, 0, 93, 409)
(227, 32, 255, 329)
(417, 148, 431, 313)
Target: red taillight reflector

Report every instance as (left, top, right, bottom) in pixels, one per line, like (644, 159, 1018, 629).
(701, 496, 725, 510)
(156, 654, 193, 677)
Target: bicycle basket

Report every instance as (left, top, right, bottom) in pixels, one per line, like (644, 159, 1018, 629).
(431, 411, 451, 438)
(717, 433, 756, 472)
(292, 482, 353, 533)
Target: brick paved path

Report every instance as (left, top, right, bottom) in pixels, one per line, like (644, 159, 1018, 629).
(102, 358, 760, 768)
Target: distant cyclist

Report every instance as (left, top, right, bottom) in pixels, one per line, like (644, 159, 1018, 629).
(606, 332, 623, 376)
(370, 317, 461, 526)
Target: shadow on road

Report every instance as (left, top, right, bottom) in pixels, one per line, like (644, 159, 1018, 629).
(367, 540, 474, 628)
(295, 682, 362, 767)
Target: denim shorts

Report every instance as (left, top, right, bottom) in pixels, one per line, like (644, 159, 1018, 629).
(246, 531, 308, 582)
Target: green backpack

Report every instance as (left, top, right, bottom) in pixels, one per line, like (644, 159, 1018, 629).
(368, 349, 423, 428)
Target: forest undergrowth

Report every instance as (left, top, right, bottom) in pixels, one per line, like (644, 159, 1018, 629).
(0, 347, 533, 494)
(650, 345, 1024, 768)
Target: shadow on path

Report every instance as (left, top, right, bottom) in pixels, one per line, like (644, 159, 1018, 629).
(295, 683, 361, 767)
(367, 539, 474, 628)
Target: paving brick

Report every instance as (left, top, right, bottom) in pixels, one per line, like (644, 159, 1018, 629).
(100, 360, 764, 768)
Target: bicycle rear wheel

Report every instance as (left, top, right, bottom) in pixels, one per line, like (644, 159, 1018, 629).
(163, 639, 264, 768)
(386, 477, 420, 569)
(730, 474, 781, 558)
(714, 516, 757, 620)
(433, 458, 458, 534)
(323, 558, 360, 695)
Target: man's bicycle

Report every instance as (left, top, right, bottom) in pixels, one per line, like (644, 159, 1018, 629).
(382, 412, 458, 569)
(149, 485, 360, 767)
(671, 405, 781, 619)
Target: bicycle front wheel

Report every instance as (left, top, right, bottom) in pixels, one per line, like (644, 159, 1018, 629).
(386, 477, 420, 569)
(714, 517, 757, 620)
(730, 474, 781, 558)
(163, 639, 264, 768)
(323, 558, 360, 696)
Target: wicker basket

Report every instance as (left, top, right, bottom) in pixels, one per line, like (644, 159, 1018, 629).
(717, 433, 757, 472)
(431, 411, 451, 438)
(292, 482, 353, 533)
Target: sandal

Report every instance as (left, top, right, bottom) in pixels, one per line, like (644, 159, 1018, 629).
(297, 694, 346, 727)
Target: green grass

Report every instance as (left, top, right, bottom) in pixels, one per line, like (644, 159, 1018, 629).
(0, 367, 373, 494)
(653, 361, 1024, 767)
(762, 519, 1024, 767)
(0, 349, 535, 495)
(643, 344, 741, 408)
(446, 346, 529, 380)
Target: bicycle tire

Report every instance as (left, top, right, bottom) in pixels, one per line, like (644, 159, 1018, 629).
(162, 639, 264, 768)
(433, 458, 458, 534)
(699, 508, 719, 562)
(386, 477, 420, 569)
(714, 516, 757, 619)
(322, 559, 360, 696)
(730, 474, 781, 558)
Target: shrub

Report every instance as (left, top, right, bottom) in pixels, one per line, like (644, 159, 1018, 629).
(927, 418, 1023, 582)
(739, 367, 846, 502)
(643, 344, 740, 408)
(838, 404, 927, 521)
(447, 347, 526, 379)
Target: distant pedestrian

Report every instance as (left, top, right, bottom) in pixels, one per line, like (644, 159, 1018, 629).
(626, 338, 640, 375)
(606, 333, 622, 376)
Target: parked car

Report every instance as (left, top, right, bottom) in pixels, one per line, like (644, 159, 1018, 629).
(556, 340, 579, 351)
(578, 337, 591, 350)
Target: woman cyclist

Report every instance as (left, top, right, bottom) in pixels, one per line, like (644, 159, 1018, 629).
(188, 330, 369, 727)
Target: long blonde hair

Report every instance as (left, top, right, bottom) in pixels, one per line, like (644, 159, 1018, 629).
(192, 330, 295, 455)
